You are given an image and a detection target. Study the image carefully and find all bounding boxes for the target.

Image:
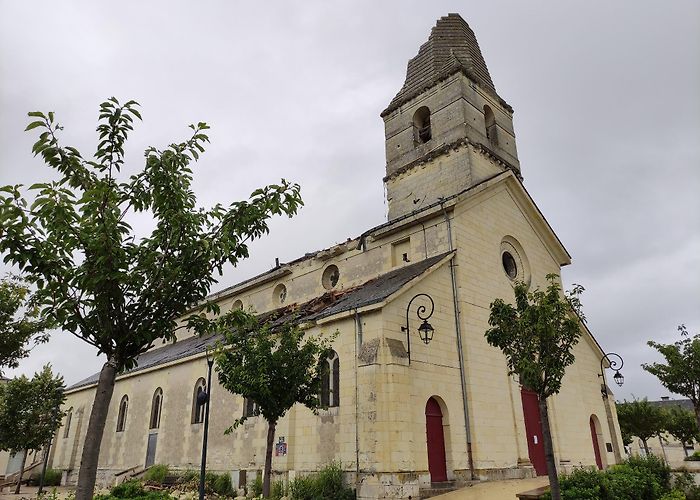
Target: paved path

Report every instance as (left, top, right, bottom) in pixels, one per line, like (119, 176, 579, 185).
(433, 477, 548, 500)
(0, 486, 74, 500)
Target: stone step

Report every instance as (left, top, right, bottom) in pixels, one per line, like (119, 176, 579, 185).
(420, 480, 458, 498)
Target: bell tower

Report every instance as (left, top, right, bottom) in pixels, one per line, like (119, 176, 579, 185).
(382, 14, 521, 221)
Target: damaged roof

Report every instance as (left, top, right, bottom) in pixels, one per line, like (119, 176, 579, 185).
(67, 251, 452, 392)
(383, 13, 508, 116)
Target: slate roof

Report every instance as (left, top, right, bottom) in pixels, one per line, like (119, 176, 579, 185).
(383, 13, 507, 116)
(66, 251, 452, 392)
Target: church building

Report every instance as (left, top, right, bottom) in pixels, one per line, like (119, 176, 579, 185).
(49, 14, 625, 499)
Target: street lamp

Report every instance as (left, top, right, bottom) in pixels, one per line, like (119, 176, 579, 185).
(401, 293, 435, 363)
(600, 352, 624, 398)
(198, 348, 215, 500)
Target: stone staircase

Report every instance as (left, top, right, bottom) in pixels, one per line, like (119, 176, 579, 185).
(419, 480, 458, 498)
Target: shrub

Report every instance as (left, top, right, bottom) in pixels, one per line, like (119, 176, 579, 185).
(111, 480, 145, 498)
(288, 475, 316, 500)
(606, 463, 662, 500)
(178, 470, 198, 484)
(674, 471, 700, 500)
(250, 475, 263, 497)
(660, 491, 686, 500)
(625, 454, 671, 490)
(29, 468, 62, 486)
(143, 464, 169, 484)
(685, 451, 700, 461)
(288, 463, 354, 500)
(555, 468, 606, 500)
(271, 480, 286, 499)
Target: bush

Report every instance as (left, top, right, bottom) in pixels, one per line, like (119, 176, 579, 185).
(625, 454, 671, 490)
(111, 480, 146, 498)
(143, 464, 169, 484)
(95, 479, 174, 500)
(288, 463, 354, 500)
(660, 491, 686, 500)
(29, 468, 62, 486)
(271, 480, 286, 499)
(685, 451, 700, 461)
(545, 456, 675, 500)
(250, 475, 263, 497)
(606, 463, 662, 500)
(674, 471, 700, 500)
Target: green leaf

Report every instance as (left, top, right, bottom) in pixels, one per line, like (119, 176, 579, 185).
(24, 121, 45, 131)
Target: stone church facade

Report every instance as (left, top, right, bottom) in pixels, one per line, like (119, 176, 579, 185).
(48, 14, 624, 499)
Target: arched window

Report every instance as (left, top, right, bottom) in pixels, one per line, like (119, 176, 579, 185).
(116, 396, 128, 432)
(242, 397, 259, 418)
(150, 388, 163, 430)
(320, 350, 340, 408)
(192, 378, 206, 424)
(483, 105, 498, 146)
(63, 408, 73, 438)
(413, 106, 432, 143)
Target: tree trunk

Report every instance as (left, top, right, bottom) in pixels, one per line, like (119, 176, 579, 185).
(642, 439, 649, 456)
(538, 398, 561, 500)
(695, 405, 700, 436)
(263, 420, 277, 498)
(14, 450, 27, 494)
(682, 442, 689, 457)
(75, 360, 117, 500)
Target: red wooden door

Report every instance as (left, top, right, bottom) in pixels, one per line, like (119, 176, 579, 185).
(590, 417, 603, 470)
(425, 397, 448, 482)
(521, 388, 547, 476)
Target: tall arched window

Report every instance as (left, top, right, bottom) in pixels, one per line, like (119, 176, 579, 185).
(413, 106, 432, 143)
(116, 396, 128, 432)
(320, 350, 340, 408)
(150, 388, 163, 430)
(483, 105, 498, 146)
(63, 408, 73, 438)
(192, 378, 206, 424)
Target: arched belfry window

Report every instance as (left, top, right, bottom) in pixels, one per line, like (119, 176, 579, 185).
(413, 106, 432, 144)
(484, 105, 498, 146)
(192, 378, 206, 424)
(63, 408, 73, 438)
(116, 396, 128, 432)
(320, 350, 340, 408)
(150, 388, 163, 430)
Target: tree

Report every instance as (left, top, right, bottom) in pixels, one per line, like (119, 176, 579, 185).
(0, 365, 65, 494)
(215, 312, 333, 498)
(616, 398, 665, 455)
(485, 274, 584, 500)
(643, 325, 700, 431)
(663, 405, 699, 457)
(0, 276, 52, 375)
(0, 99, 302, 500)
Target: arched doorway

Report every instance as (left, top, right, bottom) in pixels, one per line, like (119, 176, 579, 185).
(520, 388, 547, 476)
(425, 397, 448, 483)
(590, 415, 604, 470)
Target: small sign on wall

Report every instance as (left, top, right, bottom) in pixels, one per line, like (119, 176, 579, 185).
(275, 436, 287, 456)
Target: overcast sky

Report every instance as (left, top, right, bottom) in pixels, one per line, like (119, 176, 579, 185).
(1, 1, 698, 402)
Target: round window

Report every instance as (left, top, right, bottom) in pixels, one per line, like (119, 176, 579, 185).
(322, 265, 340, 290)
(502, 252, 518, 280)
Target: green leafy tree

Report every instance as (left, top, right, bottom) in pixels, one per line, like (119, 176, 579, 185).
(215, 312, 333, 498)
(616, 398, 665, 455)
(485, 274, 585, 500)
(643, 325, 700, 431)
(0, 276, 52, 375)
(0, 365, 65, 494)
(0, 99, 302, 500)
(663, 405, 699, 457)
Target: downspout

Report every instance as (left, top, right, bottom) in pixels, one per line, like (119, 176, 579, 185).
(442, 202, 475, 480)
(354, 310, 362, 479)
